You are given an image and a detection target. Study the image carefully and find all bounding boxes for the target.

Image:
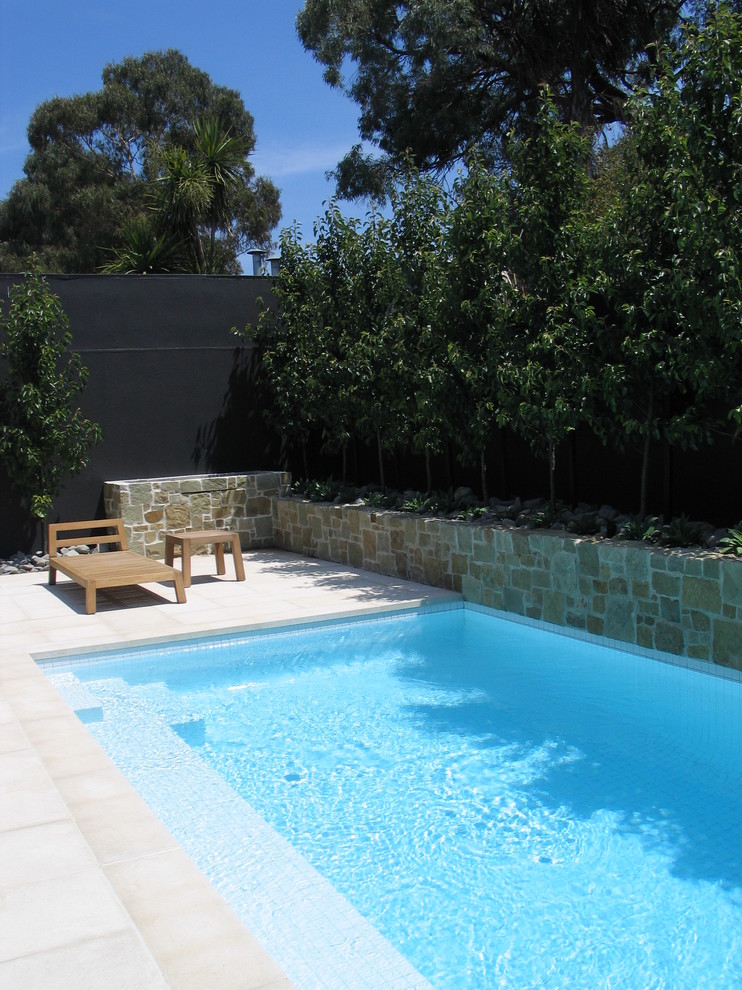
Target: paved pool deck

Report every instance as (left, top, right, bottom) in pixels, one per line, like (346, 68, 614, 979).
(0, 549, 460, 990)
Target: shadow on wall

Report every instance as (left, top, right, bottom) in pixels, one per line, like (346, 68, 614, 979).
(192, 345, 283, 474)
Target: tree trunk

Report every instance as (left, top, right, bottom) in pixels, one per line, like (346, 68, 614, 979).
(445, 441, 454, 492)
(568, 433, 577, 506)
(425, 447, 433, 493)
(499, 428, 509, 496)
(640, 383, 655, 518)
(480, 447, 488, 503)
(548, 439, 557, 510)
(376, 430, 385, 490)
(663, 442, 674, 520)
(191, 220, 206, 272)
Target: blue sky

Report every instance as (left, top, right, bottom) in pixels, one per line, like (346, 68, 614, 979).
(0, 0, 369, 263)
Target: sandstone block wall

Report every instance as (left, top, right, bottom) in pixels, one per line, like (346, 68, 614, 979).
(104, 472, 290, 557)
(273, 499, 742, 669)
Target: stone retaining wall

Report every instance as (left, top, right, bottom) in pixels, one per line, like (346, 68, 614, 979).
(104, 472, 290, 557)
(273, 498, 742, 669)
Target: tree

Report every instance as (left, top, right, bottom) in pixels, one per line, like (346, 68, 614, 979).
(384, 167, 453, 491)
(0, 271, 101, 538)
(297, 0, 681, 197)
(493, 96, 601, 509)
(0, 51, 280, 273)
(596, 4, 742, 515)
(149, 116, 275, 274)
(248, 223, 327, 478)
(444, 153, 516, 501)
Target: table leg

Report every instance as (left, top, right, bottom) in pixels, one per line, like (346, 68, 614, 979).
(181, 541, 192, 588)
(165, 536, 175, 567)
(215, 542, 226, 576)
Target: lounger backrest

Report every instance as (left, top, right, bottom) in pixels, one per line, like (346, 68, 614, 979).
(48, 518, 129, 556)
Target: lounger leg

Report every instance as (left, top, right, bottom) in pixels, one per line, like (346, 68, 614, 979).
(230, 535, 245, 582)
(49, 564, 57, 585)
(173, 573, 187, 604)
(85, 584, 97, 615)
(215, 542, 226, 576)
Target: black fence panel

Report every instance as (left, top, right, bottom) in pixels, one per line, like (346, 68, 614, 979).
(0, 274, 280, 555)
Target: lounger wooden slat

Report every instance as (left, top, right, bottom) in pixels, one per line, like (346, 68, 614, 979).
(49, 518, 186, 614)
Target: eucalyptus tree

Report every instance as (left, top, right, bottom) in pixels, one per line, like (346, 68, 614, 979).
(597, 4, 742, 515)
(0, 51, 280, 272)
(297, 0, 681, 198)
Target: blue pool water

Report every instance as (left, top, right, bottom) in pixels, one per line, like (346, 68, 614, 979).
(46, 606, 742, 989)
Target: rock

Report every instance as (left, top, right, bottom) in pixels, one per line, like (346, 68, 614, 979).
(523, 496, 547, 510)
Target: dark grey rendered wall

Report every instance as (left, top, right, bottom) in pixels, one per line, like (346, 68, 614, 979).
(0, 274, 280, 555)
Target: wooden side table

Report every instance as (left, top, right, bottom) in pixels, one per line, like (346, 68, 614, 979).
(164, 529, 246, 588)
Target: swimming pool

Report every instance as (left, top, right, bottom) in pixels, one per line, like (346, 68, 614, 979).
(45, 605, 742, 989)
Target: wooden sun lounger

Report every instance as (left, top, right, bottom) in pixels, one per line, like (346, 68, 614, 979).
(48, 518, 187, 614)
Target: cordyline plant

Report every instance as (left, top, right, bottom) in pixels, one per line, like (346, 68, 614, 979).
(0, 270, 102, 546)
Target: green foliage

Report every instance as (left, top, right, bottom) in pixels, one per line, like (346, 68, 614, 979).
(494, 94, 601, 507)
(247, 223, 323, 467)
(567, 513, 601, 536)
(297, 0, 680, 197)
(661, 514, 706, 548)
(595, 5, 742, 513)
(444, 152, 515, 500)
(248, 172, 451, 489)
(616, 516, 661, 542)
(290, 477, 358, 502)
(718, 526, 742, 556)
(100, 219, 185, 274)
(0, 51, 280, 273)
(529, 505, 564, 530)
(0, 271, 102, 524)
(362, 490, 399, 509)
(251, 7, 742, 519)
